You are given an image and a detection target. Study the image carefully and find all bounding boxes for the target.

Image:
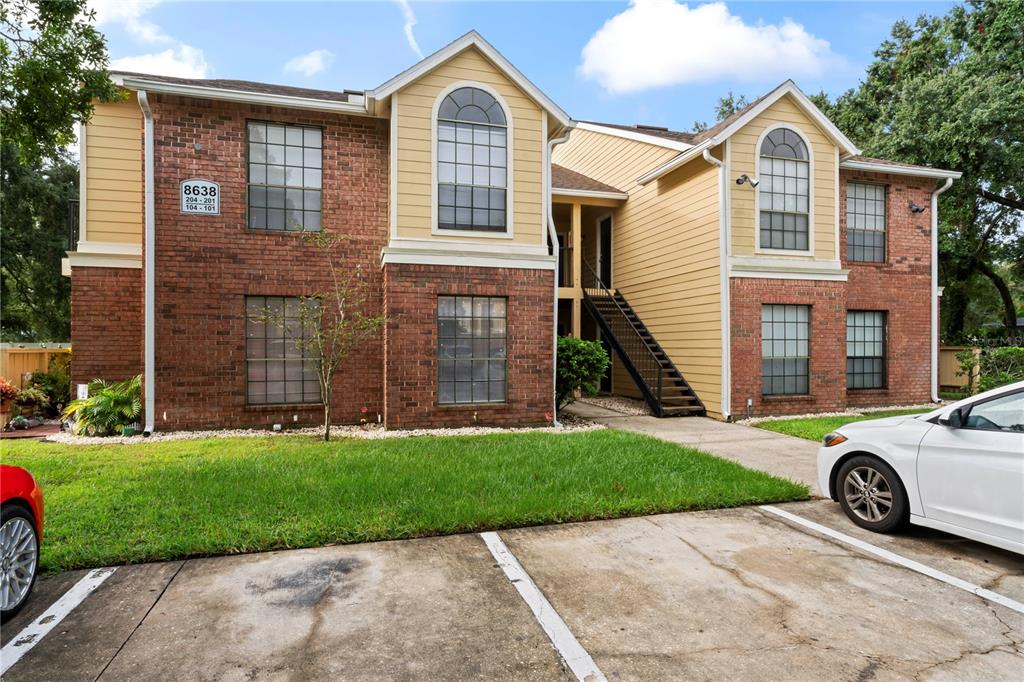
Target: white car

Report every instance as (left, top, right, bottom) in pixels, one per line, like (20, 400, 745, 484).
(817, 380, 1024, 555)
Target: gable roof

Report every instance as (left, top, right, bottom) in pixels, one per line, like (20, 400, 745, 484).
(369, 31, 572, 129)
(551, 165, 627, 198)
(637, 80, 862, 185)
(115, 72, 368, 115)
(575, 121, 695, 151)
(841, 155, 961, 179)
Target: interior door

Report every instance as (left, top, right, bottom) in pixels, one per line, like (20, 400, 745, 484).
(916, 389, 1024, 543)
(598, 216, 612, 287)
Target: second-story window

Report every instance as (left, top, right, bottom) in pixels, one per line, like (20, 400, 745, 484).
(847, 182, 886, 262)
(437, 87, 507, 233)
(759, 127, 810, 251)
(248, 122, 322, 232)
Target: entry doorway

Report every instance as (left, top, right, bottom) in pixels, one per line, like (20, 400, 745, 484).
(596, 215, 612, 287)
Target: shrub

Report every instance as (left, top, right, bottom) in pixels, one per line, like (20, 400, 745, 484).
(977, 346, 1024, 393)
(28, 354, 71, 417)
(63, 375, 142, 436)
(0, 377, 17, 402)
(13, 386, 49, 417)
(556, 337, 610, 410)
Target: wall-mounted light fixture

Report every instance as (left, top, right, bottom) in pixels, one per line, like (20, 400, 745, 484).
(736, 174, 759, 188)
(909, 202, 926, 213)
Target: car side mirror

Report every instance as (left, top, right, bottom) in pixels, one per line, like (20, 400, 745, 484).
(939, 408, 963, 428)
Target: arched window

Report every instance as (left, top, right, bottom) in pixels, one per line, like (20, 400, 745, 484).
(437, 86, 508, 232)
(759, 127, 810, 251)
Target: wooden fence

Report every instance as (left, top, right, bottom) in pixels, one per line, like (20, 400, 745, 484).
(0, 344, 71, 388)
(938, 345, 978, 391)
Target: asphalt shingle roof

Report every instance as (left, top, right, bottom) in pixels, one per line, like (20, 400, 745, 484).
(551, 164, 625, 195)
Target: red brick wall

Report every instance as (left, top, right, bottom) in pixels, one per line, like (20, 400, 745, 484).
(383, 263, 554, 429)
(728, 171, 935, 417)
(730, 279, 847, 417)
(148, 94, 388, 429)
(840, 169, 934, 408)
(70, 266, 143, 386)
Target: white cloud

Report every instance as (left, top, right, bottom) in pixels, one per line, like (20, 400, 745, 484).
(89, 0, 210, 77)
(579, 0, 839, 94)
(395, 0, 424, 59)
(90, 0, 170, 44)
(283, 49, 335, 78)
(110, 45, 209, 78)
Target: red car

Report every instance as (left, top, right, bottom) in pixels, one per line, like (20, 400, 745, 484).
(1, 465, 43, 620)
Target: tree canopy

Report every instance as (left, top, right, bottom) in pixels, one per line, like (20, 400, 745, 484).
(818, 0, 1023, 340)
(1, 0, 120, 161)
(1, 141, 77, 341)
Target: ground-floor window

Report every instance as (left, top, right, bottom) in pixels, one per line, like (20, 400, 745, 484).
(847, 310, 886, 389)
(437, 295, 507, 404)
(245, 296, 321, 405)
(762, 304, 810, 395)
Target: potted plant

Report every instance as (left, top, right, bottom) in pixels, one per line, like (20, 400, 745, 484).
(0, 377, 16, 425)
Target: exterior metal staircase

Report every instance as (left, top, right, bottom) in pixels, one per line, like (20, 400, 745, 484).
(581, 262, 705, 417)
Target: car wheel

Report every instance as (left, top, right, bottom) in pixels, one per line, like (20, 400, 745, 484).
(0, 504, 40, 621)
(836, 456, 908, 533)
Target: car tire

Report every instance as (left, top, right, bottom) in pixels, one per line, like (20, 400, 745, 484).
(835, 455, 908, 533)
(1, 503, 40, 622)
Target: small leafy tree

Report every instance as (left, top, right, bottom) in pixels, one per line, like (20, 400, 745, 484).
(556, 336, 610, 410)
(63, 375, 142, 435)
(1, 0, 121, 161)
(261, 232, 384, 441)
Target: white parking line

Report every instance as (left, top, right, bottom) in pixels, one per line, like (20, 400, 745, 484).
(760, 505, 1024, 615)
(481, 532, 607, 682)
(0, 567, 117, 676)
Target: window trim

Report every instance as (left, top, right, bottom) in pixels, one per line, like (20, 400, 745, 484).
(244, 295, 322, 406)
(845, 180, 888, 264)
(753, 123, 815, 257)
(846, 310, 887, 391)
(436, 294, 509, 406)
(761, 303, 812, 397)
(244, 119, 324, 234)
(430, 81, 514, 240)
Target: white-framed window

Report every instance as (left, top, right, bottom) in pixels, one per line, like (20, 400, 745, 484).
(436, 87, 508, 233)
(759, 128, 810, 251)
(847, 311, 886, 389)
(437, 295, 507, 404)
(762, 304, 810, 395)
(847, 182, 886, 263)
(247, 122, 322, 232)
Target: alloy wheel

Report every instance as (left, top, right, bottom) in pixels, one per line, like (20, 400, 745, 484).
(0, 517, 38, 612)
(842, 466, 894, 523)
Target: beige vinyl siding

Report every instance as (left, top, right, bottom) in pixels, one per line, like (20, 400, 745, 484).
(394, 46, 545, 245)
(84, 101, 143, 245)
(729, 94, 837, 260)
(554, 130, 725, 417)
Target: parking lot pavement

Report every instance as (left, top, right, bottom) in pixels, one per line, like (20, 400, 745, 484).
(4, 500, 1021, 681)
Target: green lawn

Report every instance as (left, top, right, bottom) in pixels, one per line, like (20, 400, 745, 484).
(1, 430, 807, 573)
(753, 408, 931, 442)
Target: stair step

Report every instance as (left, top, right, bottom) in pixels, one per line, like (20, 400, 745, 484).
(661, 406, 705, 416)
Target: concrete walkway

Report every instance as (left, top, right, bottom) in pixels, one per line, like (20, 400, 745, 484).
(566, 402, 823, 495)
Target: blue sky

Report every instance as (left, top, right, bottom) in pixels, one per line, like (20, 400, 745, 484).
(92, 1, 955, 133)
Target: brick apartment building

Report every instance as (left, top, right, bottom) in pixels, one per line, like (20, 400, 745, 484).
(66, 32, 960, 430)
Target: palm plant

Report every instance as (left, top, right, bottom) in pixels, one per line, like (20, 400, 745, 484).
(63, 375, 142, 436)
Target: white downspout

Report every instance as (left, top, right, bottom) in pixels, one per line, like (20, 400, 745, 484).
(547, 129, 572, 425)
(702, 148, 731, 420)
(138, 90, 156, 434)
(931, 177, 953, 403)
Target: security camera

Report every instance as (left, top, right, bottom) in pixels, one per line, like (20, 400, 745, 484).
(909, 202, 926, 213)
(736, 174, 759, 188)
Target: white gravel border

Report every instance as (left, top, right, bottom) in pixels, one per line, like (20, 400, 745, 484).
(574, 395, 652, 416)
(44, 414, 602, 445)
(738, 402, 942, 425)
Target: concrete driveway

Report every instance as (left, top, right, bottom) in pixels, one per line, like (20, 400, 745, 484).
(4, 500, 1021, 681)
(565, 402, 822, 493)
